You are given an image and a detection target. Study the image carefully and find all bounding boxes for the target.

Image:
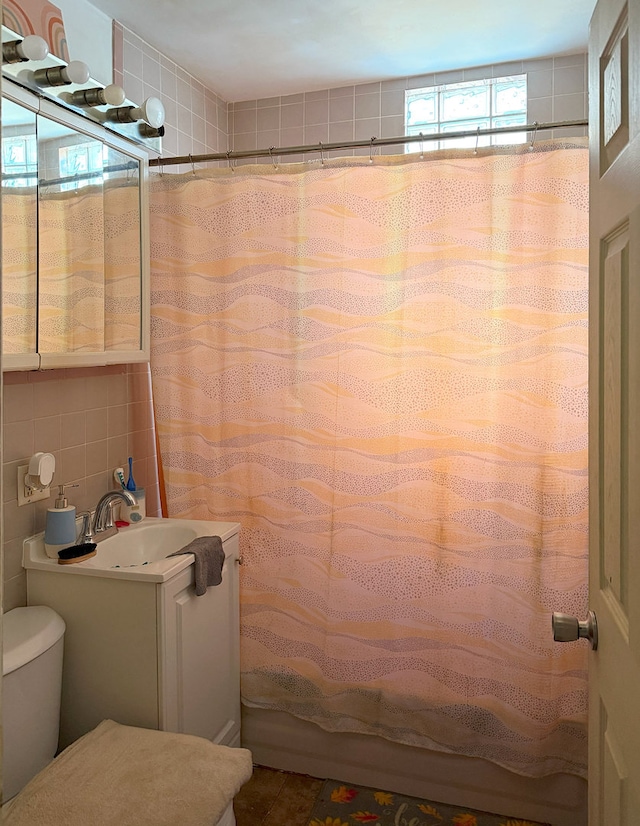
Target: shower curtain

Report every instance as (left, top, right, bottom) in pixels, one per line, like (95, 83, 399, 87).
(149, 139, 589, 778)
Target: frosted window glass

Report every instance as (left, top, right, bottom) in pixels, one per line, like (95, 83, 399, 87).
(493, 79, 527, 115)
(442, 86, 489, 120)
(407, 94, 437, 125)
(405, 75, 527, 152)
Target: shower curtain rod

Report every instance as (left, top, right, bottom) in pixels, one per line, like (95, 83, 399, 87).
(149, 118, 588, 168)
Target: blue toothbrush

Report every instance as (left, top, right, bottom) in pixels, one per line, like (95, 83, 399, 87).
(126, 457, 136, 491)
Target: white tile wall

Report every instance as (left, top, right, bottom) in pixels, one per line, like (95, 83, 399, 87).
(114, 22, 228, 161)
(2, 365, 161, 611)
(229, 53, 587, 165)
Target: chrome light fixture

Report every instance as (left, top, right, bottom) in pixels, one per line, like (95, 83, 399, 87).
(107, 96, 165, 129)
(33, 59, 90, 87)
(70, 83, 126, 107)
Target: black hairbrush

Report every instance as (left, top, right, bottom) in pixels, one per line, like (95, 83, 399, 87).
(57, 543, 97, 564)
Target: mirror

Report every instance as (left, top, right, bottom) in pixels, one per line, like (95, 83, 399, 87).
(103, 145, 142, 353)
(1, 96, 38, 365)
(1, 82, 149, 370)
(37, 115, 106, 354)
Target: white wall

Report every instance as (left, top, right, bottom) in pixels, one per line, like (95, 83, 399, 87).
(54, 0, 113, 86)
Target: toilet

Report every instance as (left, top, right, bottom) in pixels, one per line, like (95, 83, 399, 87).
(1, 605, 251, 825)
(2, 605, 65, 802)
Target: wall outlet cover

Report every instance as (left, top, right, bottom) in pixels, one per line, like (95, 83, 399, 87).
(17, 464, 51, 506)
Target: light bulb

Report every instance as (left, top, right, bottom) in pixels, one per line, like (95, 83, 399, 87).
(70, 83, 126, 107)
(2, 34, 49, 64)
(131, 97, 165, 129)
(19, 35, 49, 61)
(103, 84, 126, 106)
(108, 96, 166, 128)
(63, 60, 90, 84)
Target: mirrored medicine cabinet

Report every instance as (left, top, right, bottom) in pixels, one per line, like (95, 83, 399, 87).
(2, 79, 150, 370)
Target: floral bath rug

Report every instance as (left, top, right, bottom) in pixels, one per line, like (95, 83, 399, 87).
(306, 780, 550, 826)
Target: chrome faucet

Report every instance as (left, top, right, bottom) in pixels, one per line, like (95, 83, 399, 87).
(80, 490, 137, 543)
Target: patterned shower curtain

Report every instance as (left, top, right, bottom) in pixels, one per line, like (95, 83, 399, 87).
(149, 139, 589, 778)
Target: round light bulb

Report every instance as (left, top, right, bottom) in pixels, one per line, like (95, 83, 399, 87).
(17, 35, 49, 62)
(133, 96, 165, 128)
(62, 60, 90, 85)
(103, 84, 126, 106)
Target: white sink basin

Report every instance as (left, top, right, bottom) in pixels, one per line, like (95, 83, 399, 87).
(96, 522, 199, 568)
(23, 517, 241, 582)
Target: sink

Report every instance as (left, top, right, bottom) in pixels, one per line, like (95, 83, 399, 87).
(95, 522, 199, 568)
(23, 517, 241, 582)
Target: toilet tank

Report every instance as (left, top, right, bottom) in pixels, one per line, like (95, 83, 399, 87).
(2, 605, 66, 802)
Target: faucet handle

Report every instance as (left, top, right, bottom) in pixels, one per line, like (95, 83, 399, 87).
(77, 510, 94, 544)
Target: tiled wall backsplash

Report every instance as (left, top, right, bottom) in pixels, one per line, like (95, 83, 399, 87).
(2, 365, 160, 611)
(113, 22, 229, 160)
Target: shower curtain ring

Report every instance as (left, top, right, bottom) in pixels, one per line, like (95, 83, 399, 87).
(474, 126, 480, 155)
(369, 136, 377, 164)
(529, 121, 539, 151)
(319, 141, 325, 166)
(419, 131, 424, 160)
(157, 156, 164, 177)
(269, 146, 279, 170)
(226, 150, 236, 172)
(189, 154, 196, 175)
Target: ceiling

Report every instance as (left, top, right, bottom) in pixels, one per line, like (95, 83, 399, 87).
(87, 0, 597, 102)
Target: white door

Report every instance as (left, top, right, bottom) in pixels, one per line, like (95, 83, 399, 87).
(587, 0, 640, 822)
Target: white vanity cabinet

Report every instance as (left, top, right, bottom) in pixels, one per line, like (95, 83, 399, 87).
(25, 524, 240, 750)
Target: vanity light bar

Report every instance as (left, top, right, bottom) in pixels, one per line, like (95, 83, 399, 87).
(2, 23, 163, 151)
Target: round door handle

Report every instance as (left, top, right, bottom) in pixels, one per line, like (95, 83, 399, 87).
(552, 610, 598, 650)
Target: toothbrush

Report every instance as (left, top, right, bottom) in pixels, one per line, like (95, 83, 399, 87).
(114, 467, 126, 490)
(126, 457, 137, 491)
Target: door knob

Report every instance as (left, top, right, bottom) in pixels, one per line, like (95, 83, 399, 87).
(552, 610, 598, 650)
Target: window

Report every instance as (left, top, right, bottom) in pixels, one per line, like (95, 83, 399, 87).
(58, 142, 107, 191)
(2, 134, 37, 187)
(405, 74, 527, 152)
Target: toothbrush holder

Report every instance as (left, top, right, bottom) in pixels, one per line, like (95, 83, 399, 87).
(119, 488, 146, 524)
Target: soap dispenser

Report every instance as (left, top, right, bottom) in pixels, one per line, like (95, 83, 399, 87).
(44, 483, 78, 559)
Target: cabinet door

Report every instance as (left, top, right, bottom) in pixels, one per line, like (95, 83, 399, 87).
(2, 78, 151, 372)
(37, 115, 106, 356)
(159, 534, 241, 745)
(1, 88, 39, 370)
(36, 99, 150, 369)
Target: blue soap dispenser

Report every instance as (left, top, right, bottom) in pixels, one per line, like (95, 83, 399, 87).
(44, 483, 78, 559)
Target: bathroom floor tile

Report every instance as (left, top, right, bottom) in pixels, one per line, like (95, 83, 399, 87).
(234, 765, 322, 826)
(262, 771, 324, 826)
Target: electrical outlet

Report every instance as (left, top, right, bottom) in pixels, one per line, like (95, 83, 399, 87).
(17, 465, 51, 506)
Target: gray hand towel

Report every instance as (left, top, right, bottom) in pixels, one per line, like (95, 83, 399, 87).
(169, 535, 225, 596)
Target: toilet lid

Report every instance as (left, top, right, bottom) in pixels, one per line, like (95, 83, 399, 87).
(3, 605, 65, 676)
